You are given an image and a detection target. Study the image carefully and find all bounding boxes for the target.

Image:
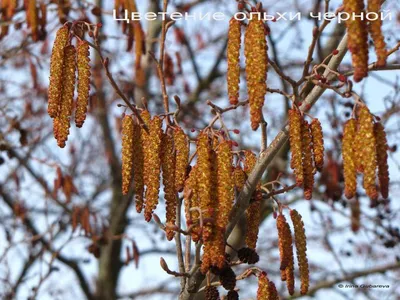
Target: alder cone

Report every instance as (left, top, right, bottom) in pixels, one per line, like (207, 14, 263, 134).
(290, 209, 310, 295)
(227, 17, 242, 105)
(344, 0, 369, 82)
(227, 290, 239, 300)
(174, 127, 189, 192)
(310, 118, 324, 171)
(359, 107, 378, 201)
(301, 120, 314, 200)
(220, 266, 236, 291)
(368, 0, 387, 67)
(48, 25, 69, 118)
(161, 133, 177, 241)
(144, 116, 163, 222)
(374, 122, 389, 199)
(121, 115, 134, 195)
(55, 45, 76, 148)
(132, 123, 145, 213)
(289, 109, 304, 187)
(245, 18, 268, 130)
(205, 286, 219, 300)
(75, 40, 91, 128)
(343, 119, 357, 199)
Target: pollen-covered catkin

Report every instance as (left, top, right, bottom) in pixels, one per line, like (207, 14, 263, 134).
(197, 132, 214, 242)
(368, 0, 387, 67)
(184, 166, 201, 242)
(245, 18, 268, 130)
(289, 109, 304, 187)
(174, 127, 189, 192)
(48, 26, 69, 118)
(359, 107, 378, 201)
(75, 40, 91, 128)
(374, 122, 389, 199)
(122, 115, 134, 195)
(161, 133, 177, 241)
(344, 0, 369, 82)
(233, 166, 246, 192)
(141, 110, 151, 187)
(132, 122, 145, 213)
(257, 273, 279, 300)
(310, 119, 324, 171)
(144, 116, 163, 222)
(343, 119, 358, 199)
(302, 120, 315, 200)
(227, 17, 241, 105)
(276, 214, 292, 271)
(290, 209, 309, 295)
(55, 45, 76, 148)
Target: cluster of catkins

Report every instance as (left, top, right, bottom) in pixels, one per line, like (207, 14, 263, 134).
(227, 14, 268, 131)
(289, 108, 325, 200)
(121, 112, 189, 240)
(48, 25, 91, 148)
(344, 0, 387, 82)
(342, 106, 389, 202)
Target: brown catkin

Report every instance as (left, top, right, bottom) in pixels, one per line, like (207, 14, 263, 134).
(122, 115, 134, 195)
(350, 198, 361, 233)
(144, 116, 163, 222)
(344, 0, 369, 82)
(343, 119, 358, 199)
(301, 120, 314, 200)
(75, 40, 91, 128)
(374, 122, 389, 199)
(48, 26, 69, 118)
(174, 127, 189, 192)
(55, 45, 76, 148)
(368, 0, 387, 67)
(132, 122, 145, 213)
(233, 166, 246, 192)
(276, 214, 292, 271)
(245, 18, 268, 130)
(290, 209, 310, 295)
(227, 17, 241, 105)
(141, 110, 151, 187)
(161, 133, 177, 241)
(257, 273, 279, 300)
(26, 0, 38, 41)
(359, 107, 378, 201)
(197, 132, 214, 242)
(310, 119, 324, 171)
(289, 109, 304, 187)
(184, 166, 201, 242)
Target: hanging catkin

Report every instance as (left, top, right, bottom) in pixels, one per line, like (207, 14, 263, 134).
(227, 17, 241, 105)
(183, 166, 201, 242)
(48, 26, 69, 118)
(290, 209, 309, 295)
(141, 110, 151, 187)
(343, 119, 358, 199)
(122, 115, 134, 195)
(257, 273, 279, 300)
(133, 122, 145, 213)
(374, 122, 389, 199)
(358, 107, 378, 201)
(174, 127, 189, 192)
(161, 133, 177, 241)
(75, 40, 91, 128)
(55, 45, 76, 148)
(26, 0, 39, 41)
(245, 18, 268, 130)
(301, 120, 314, 200)
(144, 116, 163, 222)
(368, 0, 387, 67)
(343, 0, 369, 82)
(350, 198, 361, 233)
(289, 109, 304, 187)
(310, 118, 324, 171)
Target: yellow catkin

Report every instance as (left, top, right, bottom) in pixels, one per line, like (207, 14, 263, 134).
(75, 40, 91, 128)
(55, 45, 76, 148)
(310, 119, 324, 171)
(197, 132, 213, 242)
(374, 122, 389, 199)
(227, 17, 241, 105)
(350, 198, 361, 233)
(257, 273, 279, 300)
(245, 18, 268, 130)
(368, 0, 387, 67)
(243, 151, 262, 250)
(301, 120, 314, 200)
(343, 119, 358, 199)
(174, 127, 189, 192)
(344, 0, 369, 82)
(141, 110, 151, 187)
(161, 133, 177, 241)
(143, 116, 163, 222)
(290, 209, 310, 295)
(233, 166, 246, 192)
(359, 107, 378, 201)
(184, 166, 201, 242)
(289, 109, 304, 187)
(0, 0, 17, 39)
(122, 115, 134, 195)
(26, 0, 38, 41)
(48, 26, 69, 118)
(132, 122, 145, 213)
